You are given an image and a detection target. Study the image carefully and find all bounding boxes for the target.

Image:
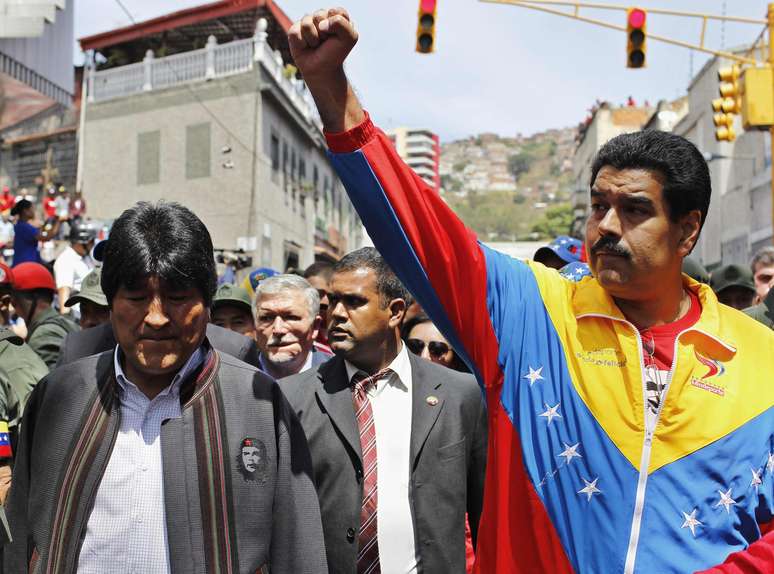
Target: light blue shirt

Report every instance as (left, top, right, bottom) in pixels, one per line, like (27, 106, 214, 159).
(77, 345, 206, 574)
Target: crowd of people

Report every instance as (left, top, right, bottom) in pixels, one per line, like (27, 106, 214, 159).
(0, 199, 485, 573)
(531, 233, 774, 328)
(0, 6, 771, 574)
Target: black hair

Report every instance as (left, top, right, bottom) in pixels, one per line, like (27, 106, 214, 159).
(401, 311, 430, 340)
(333, 247, 413, 308)
(400, 311, 469, 373)
(303, 260, 334, 281)
(13, 289, 53, 304)
(590, 130, 711, 233)
(101, 202, 217, 306)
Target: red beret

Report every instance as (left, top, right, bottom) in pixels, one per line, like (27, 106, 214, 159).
(10, 262, 55, 292)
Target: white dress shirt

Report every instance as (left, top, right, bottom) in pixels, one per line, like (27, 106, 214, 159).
(345, 343, 417, 574)
(77, 346, 205, 574)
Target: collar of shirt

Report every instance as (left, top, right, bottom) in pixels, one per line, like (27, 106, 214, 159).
(113, 343, 207, 399)
(345, 342, 411, 398)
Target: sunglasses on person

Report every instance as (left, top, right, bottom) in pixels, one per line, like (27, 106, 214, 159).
(406, 338, 450, 358)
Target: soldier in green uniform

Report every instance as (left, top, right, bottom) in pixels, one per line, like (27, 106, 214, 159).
(9, 262, 78, 369)
(64, 266, 110, 330)
(0, 328, 48, 502)
(744, 287, 774, 329)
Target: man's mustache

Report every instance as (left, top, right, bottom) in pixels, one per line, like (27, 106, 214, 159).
(267, 336, 299, 347)
(590, 236, 631, 258)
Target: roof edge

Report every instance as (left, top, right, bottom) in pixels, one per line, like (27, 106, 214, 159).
(79, 0, 292, 52)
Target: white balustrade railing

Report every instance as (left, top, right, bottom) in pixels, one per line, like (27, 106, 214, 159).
(86, 18, 320, 128)
(151, 48, 207, 89)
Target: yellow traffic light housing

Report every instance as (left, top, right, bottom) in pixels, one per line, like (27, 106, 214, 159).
(713, 111, 736, 141)
(740, 66, 774, 129)
(713, 64, 741, 141)
(626, 8, 647, 68)
(416, 0, 437, 54)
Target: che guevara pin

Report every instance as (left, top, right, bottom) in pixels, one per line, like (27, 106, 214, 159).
(236, 437, 268, 484)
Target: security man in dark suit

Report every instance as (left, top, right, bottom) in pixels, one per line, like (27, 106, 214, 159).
(281, 247, 487, 574)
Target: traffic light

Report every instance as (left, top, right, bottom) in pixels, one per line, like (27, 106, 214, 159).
(713, 111, 735, 142)
(712, 65, 740, 141)
(626, 8, 647, 68)
(740, 67, 774, 130)
(416, 0, 437, 54)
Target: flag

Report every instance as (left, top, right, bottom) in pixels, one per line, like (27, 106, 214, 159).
(0, 422, 12, 458)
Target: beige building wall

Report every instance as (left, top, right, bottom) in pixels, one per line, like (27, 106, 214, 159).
(82, 68, 359, 270)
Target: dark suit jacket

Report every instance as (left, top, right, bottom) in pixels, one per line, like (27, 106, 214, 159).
(280, 352, 487, 574)
(6, 346, 327, 573)
(56, 321, 261, 368)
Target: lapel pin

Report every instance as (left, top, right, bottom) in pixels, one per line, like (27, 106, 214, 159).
(426, 395, 439, 406)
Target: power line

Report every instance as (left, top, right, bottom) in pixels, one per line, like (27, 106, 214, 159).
(107, 0, 271, 167)
(113, 0, 135, 24)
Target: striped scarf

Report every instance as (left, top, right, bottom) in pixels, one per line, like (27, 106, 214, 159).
(45, 349, 232, 573)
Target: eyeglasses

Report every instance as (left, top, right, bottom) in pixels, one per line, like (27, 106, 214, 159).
(406, 338, 450, 358)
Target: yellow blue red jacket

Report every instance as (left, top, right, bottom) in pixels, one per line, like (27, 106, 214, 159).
(325, 113, 774, 573)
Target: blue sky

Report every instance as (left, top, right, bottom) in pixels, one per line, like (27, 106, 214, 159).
(75, 0, 767, 141)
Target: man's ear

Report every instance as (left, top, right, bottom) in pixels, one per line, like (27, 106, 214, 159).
(677, 209, 702, 256)
(311, 314, 322, 340)
(387, 298, 407, 330)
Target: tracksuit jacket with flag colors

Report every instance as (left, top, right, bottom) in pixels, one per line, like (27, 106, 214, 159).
(325, 112, 774, 573)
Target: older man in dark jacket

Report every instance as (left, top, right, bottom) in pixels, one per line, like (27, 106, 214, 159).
(4, 202, 326, 574)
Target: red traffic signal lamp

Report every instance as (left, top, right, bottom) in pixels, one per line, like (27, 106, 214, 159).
(626, 8, 647, 68)
(416, 0, 437, 54)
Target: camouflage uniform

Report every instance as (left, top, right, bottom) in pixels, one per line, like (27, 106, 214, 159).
(0, 328, 48, 445)
(26, 307, 78, 369)
(744, 288, 774, 329)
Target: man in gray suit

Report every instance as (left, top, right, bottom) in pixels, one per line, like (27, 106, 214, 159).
(254, 274, 332, 378)
(281, 248, 486, 574)
(5, 202, 326, 573)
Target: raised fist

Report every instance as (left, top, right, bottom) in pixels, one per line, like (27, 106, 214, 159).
(288, 8, 358, 81)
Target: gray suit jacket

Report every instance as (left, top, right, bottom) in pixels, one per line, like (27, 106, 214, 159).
(280, 353, 487, 574)
(56, 321, 261, 368)
(6, 346, 327, 573)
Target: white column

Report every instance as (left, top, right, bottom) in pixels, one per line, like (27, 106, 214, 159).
(205, 35, 217, 79)
(142, 49, 154, 91)
(253, 18, 268, 63)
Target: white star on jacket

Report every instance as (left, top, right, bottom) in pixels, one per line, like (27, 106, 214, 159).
(767, 452, 774, 475)
(681, 509, 703, 537)
(750, 467, 763, 492)
(539, 402, 562, 425)
(714, 488, 737, 514)
(577, 477, 601, 501)
(558, 442, 582, 465)
(524, 366, 545, 386)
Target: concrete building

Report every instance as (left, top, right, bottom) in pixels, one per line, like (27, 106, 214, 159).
(0, 0, 74, 104)
(0, 0, 77, 193)
(387, 127, 440, 192)
(78, 0, 361, 270)
(673, 52, 771, 268)
(572, 102, 653, 210)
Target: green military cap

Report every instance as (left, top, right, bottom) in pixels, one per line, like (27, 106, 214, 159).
(65, 267, 108, 308)
(682, 256, 710, 284)
(212, 283, 253, 313)
(710, 264, 755, 295)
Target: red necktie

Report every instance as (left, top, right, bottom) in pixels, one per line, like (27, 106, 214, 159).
(351, 368, 392, 574)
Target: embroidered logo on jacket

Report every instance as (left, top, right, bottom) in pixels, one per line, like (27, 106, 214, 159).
(695, 351, 725, 380)
(237, 437, 267, 484)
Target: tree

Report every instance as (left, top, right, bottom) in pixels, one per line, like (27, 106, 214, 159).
(530, 203, 574, 239)
(507, 152, 533, 180)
